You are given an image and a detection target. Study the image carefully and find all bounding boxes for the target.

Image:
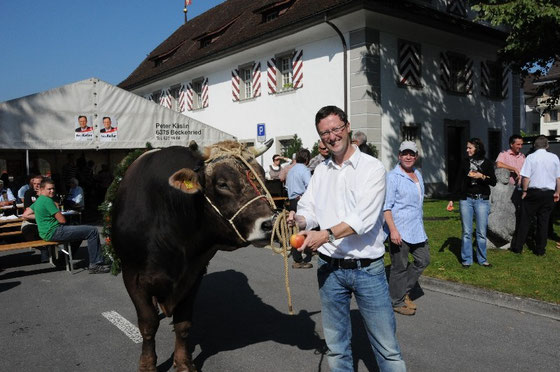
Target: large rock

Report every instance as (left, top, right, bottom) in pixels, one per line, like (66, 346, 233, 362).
(487, 168, 516, 249)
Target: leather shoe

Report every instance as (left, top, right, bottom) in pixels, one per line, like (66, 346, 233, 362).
(393, 305, 415, 316)
(404, 294, 417, 310)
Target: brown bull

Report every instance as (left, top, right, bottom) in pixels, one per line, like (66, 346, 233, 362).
(111, 140, 276, 371)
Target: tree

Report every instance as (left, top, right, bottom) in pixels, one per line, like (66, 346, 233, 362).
(472, 0, 560, 104)
(281, 134, 303, 159)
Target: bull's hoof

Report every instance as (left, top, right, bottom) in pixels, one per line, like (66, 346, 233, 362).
(138, 357, 157, 372)
(138, 365, 157, 372)
(173, 359, 197, 372)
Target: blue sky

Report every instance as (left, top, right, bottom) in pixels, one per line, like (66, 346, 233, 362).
(0, 0, 225, 102)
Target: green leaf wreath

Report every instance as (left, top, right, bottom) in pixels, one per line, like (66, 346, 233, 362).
(99, 143, 153, 275)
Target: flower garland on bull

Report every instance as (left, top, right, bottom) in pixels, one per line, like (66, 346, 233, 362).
(99, 143, 153, 275)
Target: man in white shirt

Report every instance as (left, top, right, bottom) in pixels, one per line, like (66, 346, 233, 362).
(288, 106, 405, 371)
(64, 178, 85, 211)
(511, 136, 560, 255)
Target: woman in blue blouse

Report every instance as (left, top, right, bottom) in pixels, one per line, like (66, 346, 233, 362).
(383, 141, 430, 316)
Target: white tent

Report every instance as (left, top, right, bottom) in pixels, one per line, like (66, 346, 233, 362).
(0, 78, 234, 150)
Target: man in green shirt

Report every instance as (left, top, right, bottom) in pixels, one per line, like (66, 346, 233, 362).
(22, 178, 109, 274)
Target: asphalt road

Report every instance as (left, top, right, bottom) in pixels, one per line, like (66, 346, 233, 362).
(1, 245, 559, 372)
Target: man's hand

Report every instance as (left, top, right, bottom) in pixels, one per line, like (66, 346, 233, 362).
(554, 193, 559, 203)
(287, 210, 306, 230)
(389, 229, 402, 246)
(298, 230, 328, 251)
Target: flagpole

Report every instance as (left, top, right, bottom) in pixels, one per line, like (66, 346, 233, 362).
(183, 0, 188, 23)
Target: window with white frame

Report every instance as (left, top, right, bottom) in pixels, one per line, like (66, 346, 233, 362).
(279, 54, 293, 90)
(440, 52, 472, 95)
(170, 85, 181, 111)
(240, 66, 252, 99)
(192, 80, 203, 109)
(544, 110, 559, 123)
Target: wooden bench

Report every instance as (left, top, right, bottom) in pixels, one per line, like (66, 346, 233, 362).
(0, 230, 22, 238)
(0, 240, 74, 272)
(0, 222, 23, 229)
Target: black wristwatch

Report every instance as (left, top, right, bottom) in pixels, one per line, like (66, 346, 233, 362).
(327, 228, 336, 243)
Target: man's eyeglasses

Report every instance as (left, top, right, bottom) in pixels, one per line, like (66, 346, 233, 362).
(319, 147, 328, 151)
(318, 123, 347, 139)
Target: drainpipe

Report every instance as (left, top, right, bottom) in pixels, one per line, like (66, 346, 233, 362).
(325, 15, 348, 114)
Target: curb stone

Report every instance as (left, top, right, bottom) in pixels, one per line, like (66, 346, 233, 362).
(419, 276, 560, 321)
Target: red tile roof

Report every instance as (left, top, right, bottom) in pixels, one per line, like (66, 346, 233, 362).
(119, 0, 505, 90)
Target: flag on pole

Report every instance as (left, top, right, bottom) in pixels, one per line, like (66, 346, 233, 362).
(185, 0, 192, 6)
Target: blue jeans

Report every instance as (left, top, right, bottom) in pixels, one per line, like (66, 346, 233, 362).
(50, 224, 103, 267)
(459, 198, 490, 265)
(317, 257, 406, 372)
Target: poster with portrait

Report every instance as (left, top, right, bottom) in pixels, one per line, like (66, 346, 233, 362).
(74, 115, 94, 141)
(100, 115, 118, 142)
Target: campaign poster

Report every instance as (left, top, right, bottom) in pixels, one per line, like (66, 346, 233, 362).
(100, 115, 118, 142)
(75, 115, 93, 141)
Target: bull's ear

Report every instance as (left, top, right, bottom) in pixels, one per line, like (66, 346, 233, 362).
(168, 168, 202, 194)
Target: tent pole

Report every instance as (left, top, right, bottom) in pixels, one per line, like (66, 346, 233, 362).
(26, 150, 30, 175)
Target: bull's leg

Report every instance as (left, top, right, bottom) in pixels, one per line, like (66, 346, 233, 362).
(123, 268, 160, 372)
(172, 273, 203, 372)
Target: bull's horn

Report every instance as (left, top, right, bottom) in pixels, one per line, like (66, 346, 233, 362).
(248, 138, 274, 157)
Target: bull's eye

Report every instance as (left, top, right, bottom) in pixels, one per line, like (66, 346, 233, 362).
(216, 181, 229, 191)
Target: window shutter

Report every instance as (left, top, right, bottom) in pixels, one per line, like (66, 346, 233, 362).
(292, 49, 303, 89)
(480, 61, 490, 97)
(398, 41, 421, 87)
(232, 69, 240, 101)
(267, 57, 277, 94)
(252, 62, 261, 98)
(178, 83, 188, 113)
(159, 88, 172, 108)
(202, 78, 209, 108)
(501, 65, 509, 99)
(186, 83, 193, 111)
(439, 52, 451, 92)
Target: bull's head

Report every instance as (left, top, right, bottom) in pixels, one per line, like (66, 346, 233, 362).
(169, 139, 276, 247)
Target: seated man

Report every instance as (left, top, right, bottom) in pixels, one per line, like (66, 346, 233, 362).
(0, 179, 16, 207)
(64, 178, 85, 211)
(22, 178, 109, 274)
(21, 176, 50, 262)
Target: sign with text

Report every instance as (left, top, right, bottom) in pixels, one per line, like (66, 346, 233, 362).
(257, 123, 266, 143)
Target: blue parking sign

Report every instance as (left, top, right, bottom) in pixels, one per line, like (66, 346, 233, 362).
(257, 123, 266, 142)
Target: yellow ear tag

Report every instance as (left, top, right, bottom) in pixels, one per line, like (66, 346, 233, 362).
(183, 180, 194, 190)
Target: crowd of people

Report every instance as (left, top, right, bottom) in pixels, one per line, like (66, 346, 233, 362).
(1, 154, 114, 273)
(280, 105, 559, 372)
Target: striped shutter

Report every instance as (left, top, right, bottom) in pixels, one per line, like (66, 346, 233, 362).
(252, 62, 261, 97)
(186, 83, 193, 111)
(464, 57, 473, 94)
(143, 93, 153, 102)
(501, 65, 510, 99)
(447, 0, 467, 17)
(178, 83, 188, 113)
(159, 88, 172, 108)
(398, 41, 421, 87)
(440, 52, 452, 92)
(202, 78, 209, 108)
(267, 57, 277, 94)
(292, 49, 303, 89)
(232, 69, 240, 101)
(480, 61, 490, 97)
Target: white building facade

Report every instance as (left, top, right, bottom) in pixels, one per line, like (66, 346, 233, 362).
(122, 0, 518, 194)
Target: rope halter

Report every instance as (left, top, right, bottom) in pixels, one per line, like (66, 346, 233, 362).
(203, 144, 276, 243)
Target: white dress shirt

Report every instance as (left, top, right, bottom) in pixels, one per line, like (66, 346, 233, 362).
(297, 146, 386, 259)
(520, 149, 560, 191)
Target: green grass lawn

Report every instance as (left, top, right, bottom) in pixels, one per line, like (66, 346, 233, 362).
(393, 199, 560, 304)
